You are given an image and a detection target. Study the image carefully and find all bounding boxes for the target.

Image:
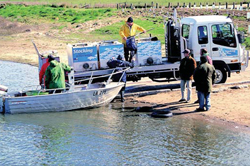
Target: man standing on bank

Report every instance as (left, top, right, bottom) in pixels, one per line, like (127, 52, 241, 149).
(179, 49, 197, 103)
(194, 56, 216, 111)
(119, 17, 146, 62)
(194, 48, 213, 103)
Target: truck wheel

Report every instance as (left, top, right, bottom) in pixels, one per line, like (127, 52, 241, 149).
(215, 67, 227, 84)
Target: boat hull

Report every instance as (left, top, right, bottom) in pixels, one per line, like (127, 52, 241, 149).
(4, 83, 124, 114)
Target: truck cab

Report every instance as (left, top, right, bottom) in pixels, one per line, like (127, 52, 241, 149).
(179, 15, 248, 83)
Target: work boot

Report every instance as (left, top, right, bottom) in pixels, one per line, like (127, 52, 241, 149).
(194, 100, 199, 104)
(179, 99, 186, 102)
(120, 90, 125, 102)
(195, 108, 205, 112)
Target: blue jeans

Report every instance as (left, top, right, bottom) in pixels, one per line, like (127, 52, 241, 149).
(198, 91, 211, 110)
(180, 80, 192, 101)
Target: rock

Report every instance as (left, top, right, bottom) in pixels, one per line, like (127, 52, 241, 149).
(230, 85, 248, 89)
(230, 86, 241, 89)
(134, 106, 153, 112)
(212, 90, 219, 93)
(24, 29, 31, 32)
(76, 24, 82, 28)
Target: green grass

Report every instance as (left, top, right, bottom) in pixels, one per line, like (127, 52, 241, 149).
(0, 4, 116, 24)
(243, 37, 250, 49)
(0, 3, 249, 48)
(238, 27, 247, 34)
(91, 18, 165, 43)
(0, 0, 244, 6)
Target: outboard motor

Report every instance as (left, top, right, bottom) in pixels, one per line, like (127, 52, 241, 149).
(0, 96, 3, 113)
(0, 85, 7, 113)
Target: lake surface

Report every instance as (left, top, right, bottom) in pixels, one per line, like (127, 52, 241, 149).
(1, 61, 250, 165)
(0, 60, 39, 92)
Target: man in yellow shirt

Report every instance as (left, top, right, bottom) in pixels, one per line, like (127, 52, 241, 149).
(119, 17, 146, 62)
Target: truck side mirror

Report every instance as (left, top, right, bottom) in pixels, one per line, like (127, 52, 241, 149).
(237, 32, 244, 44)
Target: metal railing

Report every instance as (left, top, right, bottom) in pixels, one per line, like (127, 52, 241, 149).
(74, 67, 130, 86)
(18, 67, 130, 96)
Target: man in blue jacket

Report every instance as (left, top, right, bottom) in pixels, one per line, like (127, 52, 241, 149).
(107, 55, 134, 102)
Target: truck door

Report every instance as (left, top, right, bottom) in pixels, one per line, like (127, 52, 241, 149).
(209, 23, 238, 83)
(209, 23, 238, 64)
(197, 25, 210, 57)
(166, 20, 181, 62)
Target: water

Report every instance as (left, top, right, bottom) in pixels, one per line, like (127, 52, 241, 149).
(1, 61, 250, 165)
(0, 61, 39, 92)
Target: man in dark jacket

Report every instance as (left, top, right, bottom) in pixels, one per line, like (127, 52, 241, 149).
(194, 48, 213, 103)
(107, 55, 134, 102)
(193, 56, 216, 111)
(179, 49, 197, 103)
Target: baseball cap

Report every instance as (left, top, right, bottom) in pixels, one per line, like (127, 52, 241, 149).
(182, 49, 190, 54)
(117, 55, 123, 60)
(127, 17, 133, 23)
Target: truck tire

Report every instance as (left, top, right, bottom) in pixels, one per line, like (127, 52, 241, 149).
(151, 110, 173, 118)
(215, 67, 227, 84)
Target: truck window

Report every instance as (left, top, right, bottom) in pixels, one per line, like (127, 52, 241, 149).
(182, 24, 190, 39)
(198, 26, 208, 44)
(211, 23, 237, 48)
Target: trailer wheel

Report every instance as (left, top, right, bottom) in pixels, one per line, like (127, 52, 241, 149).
(215, 67, 227, 84)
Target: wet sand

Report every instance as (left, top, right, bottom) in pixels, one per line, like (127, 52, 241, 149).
(128, 83, 250, 129)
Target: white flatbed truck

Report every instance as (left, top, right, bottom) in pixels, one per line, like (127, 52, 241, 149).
(68, 10, 249, 84)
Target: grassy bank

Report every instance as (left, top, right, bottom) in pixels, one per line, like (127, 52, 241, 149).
(0, 0, 244, 6)
(0, 4, 165, 43)
(0, 3, 249, 48)
(0, 4, 115, 24)
(91, 18, 164, 43)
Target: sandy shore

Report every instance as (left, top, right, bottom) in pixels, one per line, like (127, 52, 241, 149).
(129, 83, 250, 129)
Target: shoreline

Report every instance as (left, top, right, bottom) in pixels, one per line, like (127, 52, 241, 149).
(127, 82, 250, 130)
(0, 59, 38, 67)
(1, 57, 250, 130)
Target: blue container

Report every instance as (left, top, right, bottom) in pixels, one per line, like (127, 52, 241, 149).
(136, 40, 162, 66)
(67, 44, 98, 72)
(99, 42, 124, 69)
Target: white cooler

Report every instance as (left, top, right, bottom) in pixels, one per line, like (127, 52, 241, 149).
(67, 43, 98, 72)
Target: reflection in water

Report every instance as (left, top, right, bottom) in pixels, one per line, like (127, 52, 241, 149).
(0, 61, 250, 165)
(0, 110, 250, 165)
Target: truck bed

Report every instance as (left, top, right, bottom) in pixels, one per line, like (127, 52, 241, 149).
(74, 59, 180, 81)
